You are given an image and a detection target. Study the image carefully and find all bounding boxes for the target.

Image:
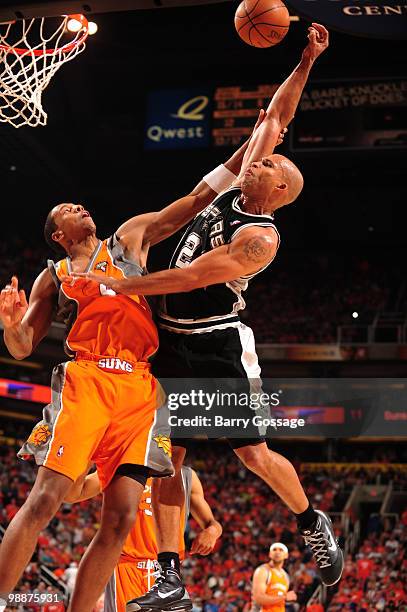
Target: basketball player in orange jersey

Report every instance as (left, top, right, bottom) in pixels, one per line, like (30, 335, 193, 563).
(0, 114, 266, 612)
(252, 543, 296, 612)
(72, 24, 344, 610)
(64, 466, 221, 612)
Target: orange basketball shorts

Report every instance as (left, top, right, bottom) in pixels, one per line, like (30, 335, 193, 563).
(18, 355, 173, 489)
(104, 560, 159, 612)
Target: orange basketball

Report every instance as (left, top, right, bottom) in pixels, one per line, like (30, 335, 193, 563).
(234, 0, 290, 48)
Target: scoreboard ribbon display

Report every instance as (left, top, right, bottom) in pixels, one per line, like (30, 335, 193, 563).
(291, 77, 407, 152)
(145, 78, 406, 151)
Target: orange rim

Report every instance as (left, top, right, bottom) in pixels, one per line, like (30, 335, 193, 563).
(0, 14, 89, 56)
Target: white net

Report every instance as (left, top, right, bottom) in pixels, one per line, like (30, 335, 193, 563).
(0, 16, 88, 128)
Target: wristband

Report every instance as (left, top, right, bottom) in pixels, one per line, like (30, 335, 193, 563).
(203, 164, 237, 194)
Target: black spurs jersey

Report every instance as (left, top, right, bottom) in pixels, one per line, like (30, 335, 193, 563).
(158, 187, 280, 333)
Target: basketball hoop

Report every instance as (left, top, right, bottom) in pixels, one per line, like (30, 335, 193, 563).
(0, 14, 89, 128)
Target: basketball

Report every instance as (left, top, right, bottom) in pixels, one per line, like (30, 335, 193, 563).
(234, 0, 290, 48)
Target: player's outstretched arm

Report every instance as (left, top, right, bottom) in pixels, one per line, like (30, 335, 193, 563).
(252, 566, 288, 607)
(115, 111, 268, 250)
(0, 273, 56, 360)
(189, 470, 222, 556)
(66, 225, 278, 296)
(235, 23, 329, 180)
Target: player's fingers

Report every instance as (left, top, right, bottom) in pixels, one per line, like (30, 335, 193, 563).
(2, 292, 15, 313)
(60, 275, 77, 287)
(11, 276, 19, 291)
(0, 294, 8, 311)
(18, 289, 28, 309)
(2, 286, 15, 301)
(311, 22, 327, 34)
(191, 542, 203, 554)
(73, 272, 104, 284)
(311, 22, 328, 42)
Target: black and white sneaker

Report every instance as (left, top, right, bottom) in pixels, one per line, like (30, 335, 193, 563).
(301, 510, 344, 587)
(126, 567, 192, 612)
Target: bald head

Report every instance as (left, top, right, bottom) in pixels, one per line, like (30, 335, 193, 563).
(274, 154, 304, 206)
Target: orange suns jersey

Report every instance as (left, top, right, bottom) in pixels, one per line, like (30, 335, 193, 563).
(120, 467, 193, 562)
(259, 565, 289, 612)
(48, 235, 158, 362)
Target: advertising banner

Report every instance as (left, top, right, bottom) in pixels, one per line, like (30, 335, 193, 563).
(286, 0, 407, 39)
(145, 88, 211, 150)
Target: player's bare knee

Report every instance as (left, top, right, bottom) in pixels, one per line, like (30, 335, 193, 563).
(101, 505, 137, 540)
(235, 444, 270, 474)
(25, 487, 63, 526)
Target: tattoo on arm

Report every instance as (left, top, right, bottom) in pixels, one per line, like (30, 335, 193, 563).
(243, 236, 271, 263)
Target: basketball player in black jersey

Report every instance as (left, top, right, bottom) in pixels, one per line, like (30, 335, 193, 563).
(72, 23, 344, 610)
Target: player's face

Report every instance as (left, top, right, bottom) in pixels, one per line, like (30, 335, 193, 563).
(52, 203, 96, 242)
(241, 156, 286, 200)
(269, 547, 287, 563)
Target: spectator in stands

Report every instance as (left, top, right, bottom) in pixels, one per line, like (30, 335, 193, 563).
(62, 561, 78, 596)
(1, 444, 406, 610)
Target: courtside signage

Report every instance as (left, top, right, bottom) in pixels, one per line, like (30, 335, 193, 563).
(286, 0, 407, 39)
(145, 89, 211, 150)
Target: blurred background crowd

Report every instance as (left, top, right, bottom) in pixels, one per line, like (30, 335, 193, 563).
(1, 442, 406, 611)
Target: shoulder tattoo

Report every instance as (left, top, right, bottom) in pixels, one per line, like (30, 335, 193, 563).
(243, 236, 273, 264)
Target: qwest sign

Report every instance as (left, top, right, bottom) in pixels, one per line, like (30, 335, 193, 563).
(145, 89, 211, 150)
(286, 0, 407, 39)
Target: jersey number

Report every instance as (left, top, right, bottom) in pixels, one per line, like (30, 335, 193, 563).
(174, 232, 202, 269)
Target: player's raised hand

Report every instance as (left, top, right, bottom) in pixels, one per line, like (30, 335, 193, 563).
(0, 276, 28, 329)
(303, 23, 329, 61)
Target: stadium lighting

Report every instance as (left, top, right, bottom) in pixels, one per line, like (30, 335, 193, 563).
(88, 21, 98, 35)
(352, 312, 359, 319)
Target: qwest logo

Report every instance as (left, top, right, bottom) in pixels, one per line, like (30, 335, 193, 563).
(145, 89, 210, 150)
(98, 358, 133, 373)
(170, 96, 209, 121)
